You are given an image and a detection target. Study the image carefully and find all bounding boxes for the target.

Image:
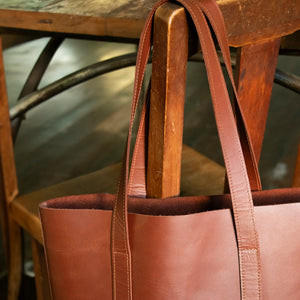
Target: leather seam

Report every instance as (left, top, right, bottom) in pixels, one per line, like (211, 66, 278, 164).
(200, 2, 261, 189)
(128, 101, 147, 196)
(199, 2, 262, 298)
(112, 2, 164, 298)
(185, 1, 260, 298)
(198, 5, 262, 295)
(113, 251, 130, 256)
(113, 1, 261, 299)
(200, 0, 261, 191)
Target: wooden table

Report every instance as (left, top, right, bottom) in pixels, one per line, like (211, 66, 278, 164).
(0, 0, 299, 45)
(0, 1, 299, 299)
(1, 0, 297, 195)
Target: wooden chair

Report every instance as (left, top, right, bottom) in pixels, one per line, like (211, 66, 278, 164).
(0, 1, 299, 299)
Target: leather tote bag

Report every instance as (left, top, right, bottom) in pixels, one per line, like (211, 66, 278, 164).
(39, 0, 300, 299)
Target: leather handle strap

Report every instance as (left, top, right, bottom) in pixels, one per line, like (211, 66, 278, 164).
(127, 0, 261, 197)
(183, 1, 261, 298)
(196, 0, 262, 191)
(111, 2, 166, 299)
(111, 1, 261, 299)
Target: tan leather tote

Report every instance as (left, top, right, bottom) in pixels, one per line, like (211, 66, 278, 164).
(39, 0, 300, 299)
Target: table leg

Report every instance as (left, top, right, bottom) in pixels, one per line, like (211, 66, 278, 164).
(235, 38, 281, 162)
(147, 3, 188, 198)
(0, 36, 21, 300)
(32, 239, 51, 300)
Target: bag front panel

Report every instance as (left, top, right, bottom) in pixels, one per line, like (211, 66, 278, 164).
(40, 191, 300, 299)
(129, 210, 240, 299)
(257, 203, 300, 300)
(40, 201, 241, 299)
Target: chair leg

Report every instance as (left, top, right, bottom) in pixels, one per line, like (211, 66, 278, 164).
(147, 3, 188, 198)
(31, 239, 51, 300)
(234, 38, 281, 162)
(0, 35, 21, 299)
(7, 218, 22, 300)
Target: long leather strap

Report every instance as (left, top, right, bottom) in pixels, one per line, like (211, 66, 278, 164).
(111, 3, 166, 299)
(127, 0, 262, 196)
(197, 0, 262, 191)
(182, 1, 261, 298)
(111, 0, 261, 299)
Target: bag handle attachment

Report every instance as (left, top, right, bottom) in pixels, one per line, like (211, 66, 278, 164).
(127, 0, 262, 197)
(111, 0, 262, 299)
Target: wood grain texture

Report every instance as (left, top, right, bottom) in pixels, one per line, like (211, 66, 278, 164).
(0, 0, 298, 46)
(0, 0, 52, 11)
(147, 3, 188, 198)
(0, 36, 13, 254)
(235, 38, 281, 162)
(0, 39, 18, 205)
(6, 217, 22, 300)
(31, 239, 51, 300)
(0, 37, 22, 300)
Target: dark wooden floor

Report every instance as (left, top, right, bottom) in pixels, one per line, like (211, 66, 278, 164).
(0, 37, 299, 299)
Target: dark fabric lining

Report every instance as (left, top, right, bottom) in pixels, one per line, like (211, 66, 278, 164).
(40, 188, 300, 216)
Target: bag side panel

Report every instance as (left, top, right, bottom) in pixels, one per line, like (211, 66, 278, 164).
(40, 208, 113, 300)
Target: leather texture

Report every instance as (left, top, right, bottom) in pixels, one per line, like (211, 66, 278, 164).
(39, 0, 300, 299)
(40, 190, 300, 299)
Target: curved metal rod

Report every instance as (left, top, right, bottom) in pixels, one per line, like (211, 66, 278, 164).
(274, 69, 300, 94)
(10, 53, 139, 120)
(12, 37, 64, 140)
(18, 38, 64, 99)
(10, 51, 299, 121)
(191, 52, 300, 94)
